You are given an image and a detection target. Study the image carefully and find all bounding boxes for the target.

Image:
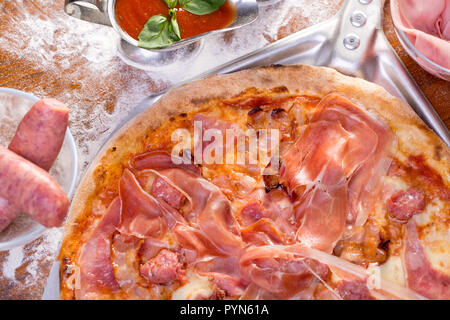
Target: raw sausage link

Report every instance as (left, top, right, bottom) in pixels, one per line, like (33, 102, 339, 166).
(0, 198, 21, 231)
(9, 98, 69, 171)
(0, 146, 69, 228)
(0, 99, 69, 232)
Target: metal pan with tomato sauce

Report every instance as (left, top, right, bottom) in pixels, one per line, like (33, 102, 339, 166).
(115, 0, 237, 50)
(64, 0, 259, 51)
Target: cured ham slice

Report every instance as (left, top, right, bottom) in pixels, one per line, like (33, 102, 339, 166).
(239, 245, 329, 299)
(280, 122, 349, 252)
(139, 237, 172, 262)
(336, 280, 374, 300)
(281, 94, 393, 252)
(133, 150, 200, 175)
(239, 201, 267, 226)
(391, 0, 450, 69)
(240, 283, 279, 300)
(76, 198, 121, 299)
(310, 94, 394, 226)
(238, 188, 296, 243)
(195, 256, 248, 297)
(293, 185, 348, 252)
(281, 120, 376, 190)
(118, 169, 181, 238)
(241, 218, 289, 246)
(173, 224, 223, 259)
(404, 221, 450, 299)
(151, 177, 186, 210)
(157, 168, 244, 256)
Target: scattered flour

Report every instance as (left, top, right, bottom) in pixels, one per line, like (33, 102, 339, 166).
(24, 229, 62, 284)
(2, 247, 24, 280)
(1, 229, 62, 283)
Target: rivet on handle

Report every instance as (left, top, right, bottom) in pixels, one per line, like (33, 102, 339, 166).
(343, 34, 361, 50)
(350, 11, 367, 27)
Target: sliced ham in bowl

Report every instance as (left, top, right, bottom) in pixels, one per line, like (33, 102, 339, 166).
(391, 0, 450, 80)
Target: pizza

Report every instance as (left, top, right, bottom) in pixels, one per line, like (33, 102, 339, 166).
(59, 65, 450, 300)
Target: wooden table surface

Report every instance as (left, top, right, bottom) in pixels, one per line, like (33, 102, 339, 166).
(0, 0, 448, 300)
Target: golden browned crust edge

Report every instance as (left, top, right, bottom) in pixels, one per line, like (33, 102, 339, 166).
(60, 64, 450, 297)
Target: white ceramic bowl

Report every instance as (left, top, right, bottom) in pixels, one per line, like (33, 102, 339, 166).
(0, 88, 78, 251)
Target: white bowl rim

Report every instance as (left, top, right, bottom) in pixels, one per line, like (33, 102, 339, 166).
(0, 87, 78, 251)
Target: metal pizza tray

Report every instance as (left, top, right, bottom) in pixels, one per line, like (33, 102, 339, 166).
(42, 0, 449, 299)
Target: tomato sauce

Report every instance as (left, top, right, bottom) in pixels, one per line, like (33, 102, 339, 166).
(115, 0, 236, 40)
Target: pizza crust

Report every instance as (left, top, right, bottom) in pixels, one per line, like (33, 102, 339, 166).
(60, 64, 450, 296)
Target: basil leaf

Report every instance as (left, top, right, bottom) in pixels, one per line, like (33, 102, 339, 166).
(179, 0, 225, 15)
(164, 0, 178, 9)
(169, 9, 181, 39)
(138, 14, 181, 50)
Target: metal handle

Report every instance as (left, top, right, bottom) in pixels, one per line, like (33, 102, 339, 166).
(328, 0, 385, 76)
(64, 0, 112, 26)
